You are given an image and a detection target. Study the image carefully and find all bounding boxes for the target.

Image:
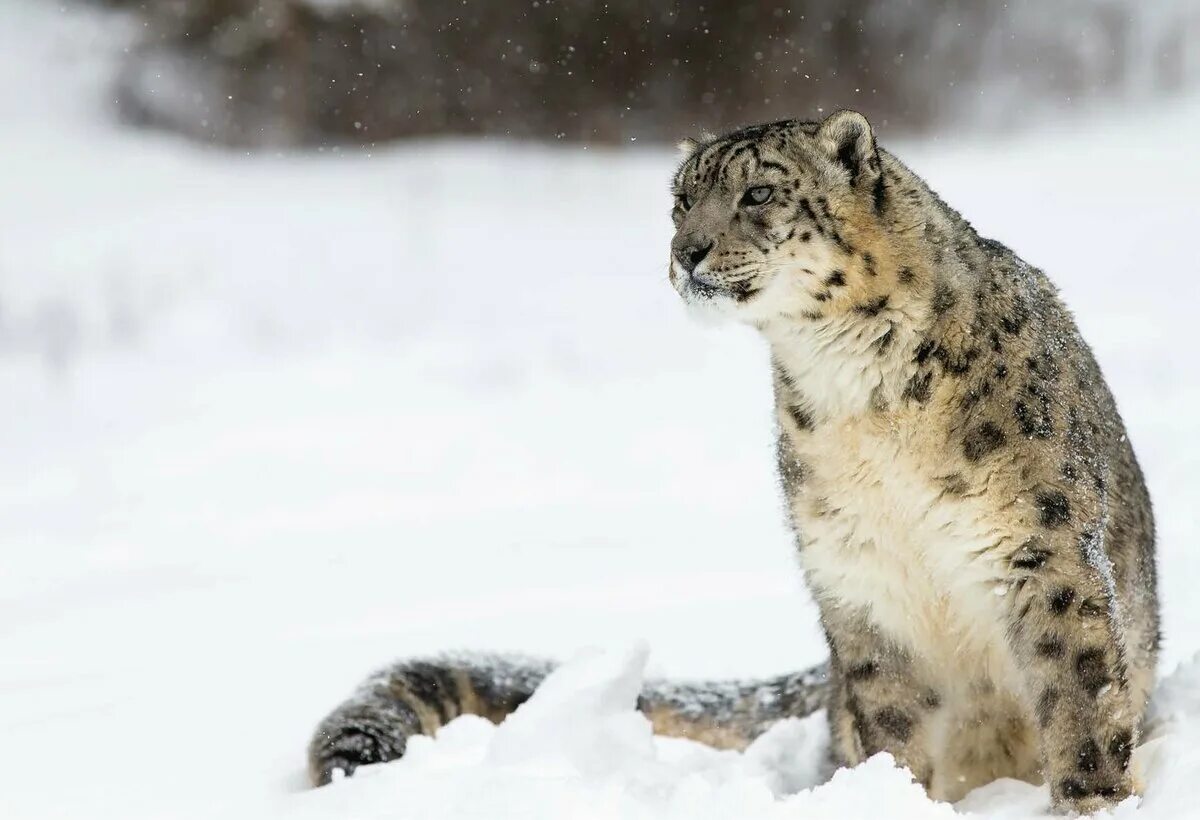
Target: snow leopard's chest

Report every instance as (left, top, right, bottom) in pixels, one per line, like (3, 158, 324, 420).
(785, 415, 1022, 686)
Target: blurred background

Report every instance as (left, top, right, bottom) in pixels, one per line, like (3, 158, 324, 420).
(107, 0, 1199, 146)
(1, 1, 1197, 818)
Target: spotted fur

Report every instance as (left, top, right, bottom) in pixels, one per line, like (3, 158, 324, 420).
(667, 110, 1157, 813)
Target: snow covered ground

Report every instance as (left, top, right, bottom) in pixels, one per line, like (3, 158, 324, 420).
(1, 3, 1198, 818)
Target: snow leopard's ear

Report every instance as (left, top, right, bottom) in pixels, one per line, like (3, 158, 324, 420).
(677, 131, 717, 159)
(815, 110, 880, 190)
(676, 137, 700, 159)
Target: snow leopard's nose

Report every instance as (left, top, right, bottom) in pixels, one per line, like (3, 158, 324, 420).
(672, 239, 713, 274)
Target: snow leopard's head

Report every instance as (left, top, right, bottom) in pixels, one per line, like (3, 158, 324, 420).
(669, 110, 893, 327)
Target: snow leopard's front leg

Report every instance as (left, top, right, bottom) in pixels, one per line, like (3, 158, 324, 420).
(1004, 528, 1138, 814)
(821, 603, 941, 791)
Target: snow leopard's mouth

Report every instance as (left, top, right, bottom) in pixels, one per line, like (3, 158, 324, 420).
(687, 271, 761, 304)
(684, 270, 721, 299)
(671, 260, 758, 305)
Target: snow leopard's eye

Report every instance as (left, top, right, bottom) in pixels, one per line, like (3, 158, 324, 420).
(674, 192, 692, 211)
(740, 186, 773, 207)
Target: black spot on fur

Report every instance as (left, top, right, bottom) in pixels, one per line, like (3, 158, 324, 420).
(1037, 687, 1059, 726)
(923, 690, 941, 709)
(898, 266, 915, 284)
(845, 691, 872, 747)
(903, 372, 934, 404)
(1109, 729, 1133, 770)
(872, 175, 887, 212)
(1076, 648, 1111, 697)
(1036, 636, 1065, 659)
(1014, 399, 1054, 439)
(846, 660, 878, 680)
(931, 282, 958, 315)
(788, 403, 814, 431)
(1059, 777, 1089, 801)
(855, 295, 889, 317)
(914, 340, 936, 365)
(1049, 587, 1076, 615)
(1012, 537, 1052, 571)
(1000, 297, 1029, 335)
(1078, 598, 1108, 618)
(963, 421, 1006, 461)
(874, 707, 914, 742)
(825, 270, 846, 287)
(800, 230, 812, 242)
(862, 252, 878, 277)
(1061, 461, 1079, 482)
(933, 345, 980, 376)
(1078, 739, 1102, 773)
(1035, 489, 1071, 529)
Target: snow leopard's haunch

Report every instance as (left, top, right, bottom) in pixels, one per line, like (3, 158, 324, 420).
(307, 654, 829, 786)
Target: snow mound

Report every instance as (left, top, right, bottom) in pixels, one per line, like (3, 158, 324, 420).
(290, 649, 1200, 820)
(294, 646, 911, 820)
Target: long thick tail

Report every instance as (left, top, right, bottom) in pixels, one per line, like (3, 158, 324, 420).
(307, 652, 829, 786)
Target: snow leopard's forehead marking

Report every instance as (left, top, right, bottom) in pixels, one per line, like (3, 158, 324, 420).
(673, 119, 819, 192)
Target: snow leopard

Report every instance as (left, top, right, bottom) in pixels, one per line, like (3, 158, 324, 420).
(307, 111, 1157, 815)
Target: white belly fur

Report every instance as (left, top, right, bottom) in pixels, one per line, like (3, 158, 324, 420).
(793, 417, 1025, 697)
